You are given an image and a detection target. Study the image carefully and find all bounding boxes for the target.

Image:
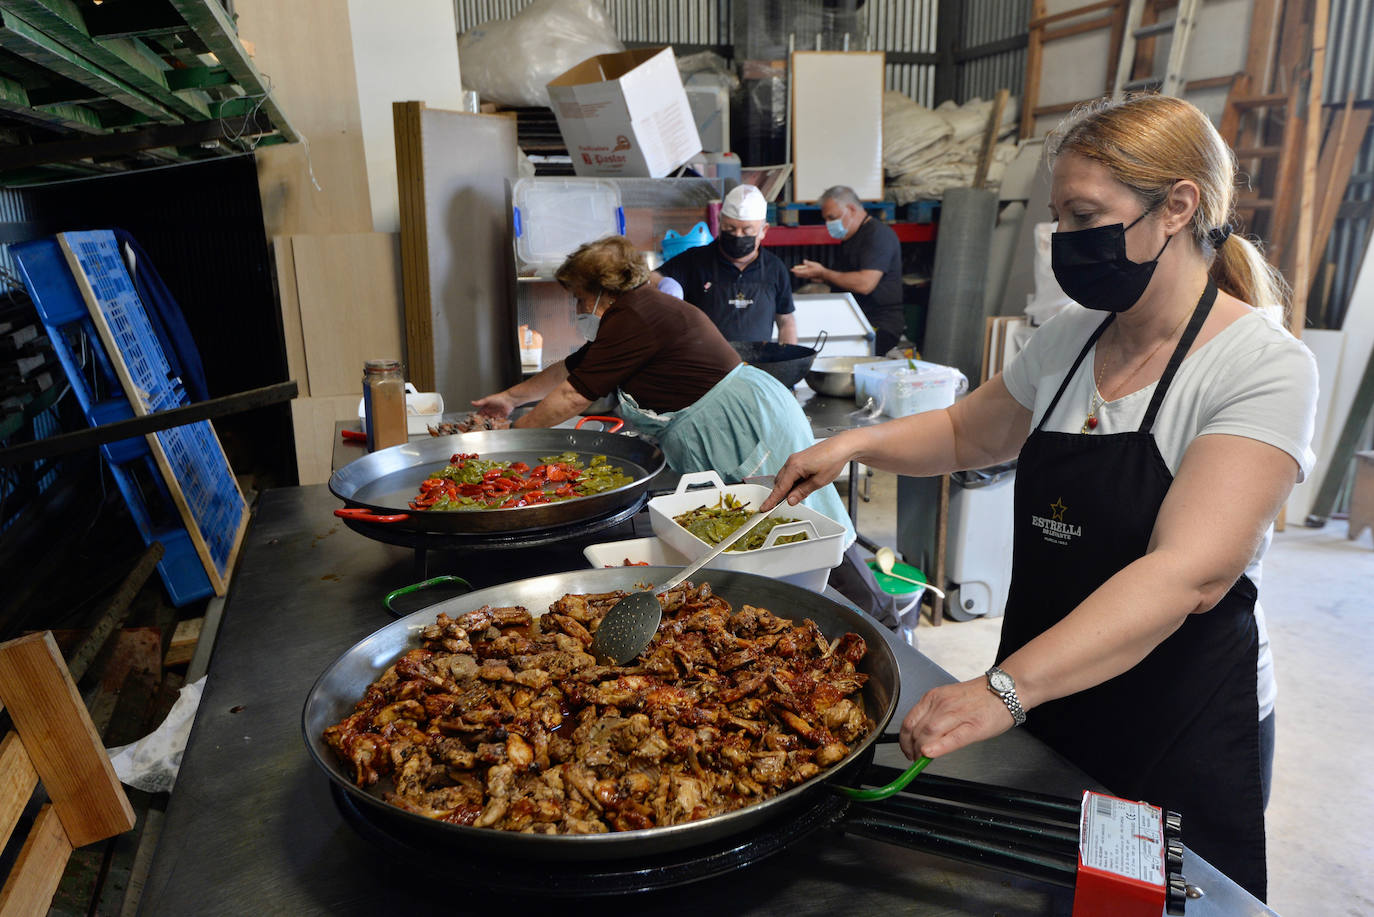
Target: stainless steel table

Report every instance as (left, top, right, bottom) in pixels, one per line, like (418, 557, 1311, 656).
(137, 485, 1272, 915)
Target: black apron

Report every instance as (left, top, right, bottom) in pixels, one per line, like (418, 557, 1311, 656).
(997, 281, 1268, 900)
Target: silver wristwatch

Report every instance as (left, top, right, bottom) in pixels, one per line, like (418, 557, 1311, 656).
(986, 665, 1027, 726)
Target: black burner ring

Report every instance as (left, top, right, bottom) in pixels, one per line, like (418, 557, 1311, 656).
(329, 782, 850, 897)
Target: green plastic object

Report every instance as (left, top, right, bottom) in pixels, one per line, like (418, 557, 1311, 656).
(867, 559, 927, 596)
(834, 755, 933, 801)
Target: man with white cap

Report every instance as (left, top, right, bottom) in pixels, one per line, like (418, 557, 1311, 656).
(654, 184, 798, 344)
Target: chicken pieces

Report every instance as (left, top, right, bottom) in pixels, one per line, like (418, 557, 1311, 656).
(323, 584, 873, 835)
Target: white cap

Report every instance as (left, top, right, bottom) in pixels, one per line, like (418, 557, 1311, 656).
(721, 185, 768, 222)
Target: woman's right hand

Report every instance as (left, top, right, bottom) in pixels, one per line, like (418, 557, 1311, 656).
(471, 391, 517, 418)
(759, 436, 855, 512)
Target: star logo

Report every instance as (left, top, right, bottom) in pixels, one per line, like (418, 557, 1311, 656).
(1049, 498, 1067, 522)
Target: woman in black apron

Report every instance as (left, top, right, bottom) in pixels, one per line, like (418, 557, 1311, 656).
(761, 96, 1318, 903)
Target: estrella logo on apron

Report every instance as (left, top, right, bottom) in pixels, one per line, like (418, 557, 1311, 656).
(1030, 497, 1082, 546)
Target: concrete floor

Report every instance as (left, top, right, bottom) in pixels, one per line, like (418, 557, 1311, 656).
(847, 469, 1374, 917)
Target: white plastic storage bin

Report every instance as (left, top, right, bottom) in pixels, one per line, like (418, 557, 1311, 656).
(853, 359, 967, 417)
(512, 178, 625, 274)
(646, 471, 847, 589)
(583, 536, 833, 593)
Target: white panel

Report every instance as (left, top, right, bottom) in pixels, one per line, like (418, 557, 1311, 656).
(350, 0, 465, 234)
(792, 51, 885, 201)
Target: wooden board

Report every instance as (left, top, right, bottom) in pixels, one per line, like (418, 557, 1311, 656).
(288, 233, 405, 397)
(291, 394, 365, 486)
(0, 804, 72, 917)
(791, 52, 884, 201)
(0, 732, 37, 852)
(59, 234, 249, 597)
(235, 0, 372, 238)
(164, 617, 203, 668)
(345, 0, 464, 235)
(270, 236, 310, 399)
(0, 633, 135, 849)
(393, 102, 520, 406)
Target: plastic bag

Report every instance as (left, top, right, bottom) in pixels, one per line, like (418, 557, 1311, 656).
(459, 0, 623, 108)
(106, 675, 206, 794)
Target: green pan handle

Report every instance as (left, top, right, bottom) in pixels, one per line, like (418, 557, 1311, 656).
(833, 754, 932, 802)
(383, 575, 472, 617)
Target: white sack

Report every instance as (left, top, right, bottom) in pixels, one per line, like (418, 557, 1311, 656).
(459, 0, 623, 108)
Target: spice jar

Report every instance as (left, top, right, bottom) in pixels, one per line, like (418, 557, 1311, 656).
(362, 359, 407, 452)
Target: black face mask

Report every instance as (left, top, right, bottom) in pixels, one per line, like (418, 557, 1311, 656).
(1051, 210, 1172, 313)
(718, 232, 757, 259)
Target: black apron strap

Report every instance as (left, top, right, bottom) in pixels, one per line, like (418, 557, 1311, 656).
(1036, 315, 1115, 432)
(1139, 280, 1218, 434)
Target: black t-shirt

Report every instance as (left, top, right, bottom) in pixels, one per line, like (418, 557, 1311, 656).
(659, 242, 794, 342)
(564, 285, 742, 412)
(836, 217, 904, 335)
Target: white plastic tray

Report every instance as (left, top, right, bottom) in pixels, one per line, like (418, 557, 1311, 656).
(647, 471, 847, 578)
(582, 535, 831, 593)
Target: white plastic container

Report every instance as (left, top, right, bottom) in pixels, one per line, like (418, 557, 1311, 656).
(853, 359, 968, 417)
(512, 178, 625, 274)
(356, 383, 444, 435)
(582, 535, 832, 593)
(647, 471, 847, 588)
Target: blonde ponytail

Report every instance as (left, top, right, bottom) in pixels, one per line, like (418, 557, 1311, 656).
(1211, 234, 1290, 325)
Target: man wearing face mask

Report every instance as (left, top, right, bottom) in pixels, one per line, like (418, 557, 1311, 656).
(652, 184, 798, 344)
(760, 97, 1319, 902)
(791, 185, 905, 355)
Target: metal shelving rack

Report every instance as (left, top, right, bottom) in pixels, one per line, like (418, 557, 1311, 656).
(0, 0, 296, 184)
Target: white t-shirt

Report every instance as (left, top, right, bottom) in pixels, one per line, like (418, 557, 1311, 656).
(1002, 303, 1319, 720)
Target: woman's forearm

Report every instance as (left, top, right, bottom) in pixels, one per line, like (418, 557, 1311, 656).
(506, 361, 569, 404)
(1000, 550, 1202, 710)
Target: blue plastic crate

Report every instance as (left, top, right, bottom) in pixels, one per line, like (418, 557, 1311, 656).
(13, 232, 246, 605)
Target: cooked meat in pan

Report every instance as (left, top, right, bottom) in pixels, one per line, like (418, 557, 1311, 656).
(323, 583, 874, 834)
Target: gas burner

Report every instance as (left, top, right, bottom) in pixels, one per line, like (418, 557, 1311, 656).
(329, 783, 848, 897)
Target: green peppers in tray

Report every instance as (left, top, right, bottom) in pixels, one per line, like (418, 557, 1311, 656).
(672, 494, 809, 552)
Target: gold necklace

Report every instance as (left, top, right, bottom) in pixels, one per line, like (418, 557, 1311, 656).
(1082, 308, 1192, 433)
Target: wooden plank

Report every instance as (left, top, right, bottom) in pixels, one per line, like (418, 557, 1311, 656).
(1020, 0, 1047, 139)
(235, 0, 369, 238)
(0, 732, 38, 852)
(1309, 103, 1371, 289)
(59, 234, 247, 596)
(1283, 0, 1329, 336)
(1028, 0, 1120, 30)
(0, 0, 210, 120)
(393, 100, 432, 392)
(972, 89, 1010, 189)
(289, 233, 405, 398)
(0, 633, 135, 848)
(0, 10, 176, 123)
(163, 0, 296, 141)
(270, 237, 309, 398)
(0, 804, 73, 917)
(1266, 79, 1305, 275)
(1244, 0, 1282, 94)
(163, 617, 202, 668)
(290, 393, 363, 486)
(1043, 14, 1118, 43)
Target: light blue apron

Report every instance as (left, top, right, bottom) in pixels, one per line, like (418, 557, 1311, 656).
(618, 364, 855, 546)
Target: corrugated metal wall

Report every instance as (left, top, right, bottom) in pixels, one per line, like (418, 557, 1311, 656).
(1317, 0, 1374, 330)
(957, 0, 1029, 103)
(452, 1, 1027, 108)
(861, 0, 938, 106)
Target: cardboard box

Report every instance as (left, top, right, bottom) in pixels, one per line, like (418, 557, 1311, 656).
(547, 47, 702, 178)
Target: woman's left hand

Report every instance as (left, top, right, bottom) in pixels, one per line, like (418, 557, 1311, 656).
(899, 678, 1018, 761)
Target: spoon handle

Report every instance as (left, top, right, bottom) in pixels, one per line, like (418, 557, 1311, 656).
(659, 504, 780, 592)
(880, 569, 946, 599)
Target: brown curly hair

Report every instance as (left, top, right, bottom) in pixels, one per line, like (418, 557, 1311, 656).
(554, 235, 650, 295)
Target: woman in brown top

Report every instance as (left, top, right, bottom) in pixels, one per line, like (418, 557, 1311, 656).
(473, 236, 851, 534)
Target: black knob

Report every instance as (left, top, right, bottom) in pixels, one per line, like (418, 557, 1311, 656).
(1166, 873, 1188, 915)
(1166, 838, 1184, 872)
